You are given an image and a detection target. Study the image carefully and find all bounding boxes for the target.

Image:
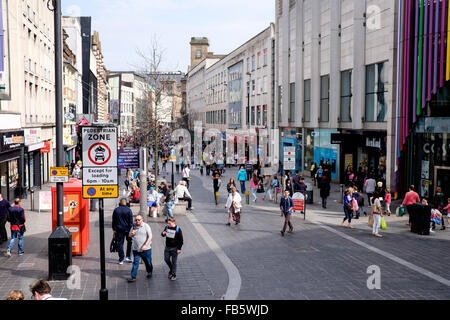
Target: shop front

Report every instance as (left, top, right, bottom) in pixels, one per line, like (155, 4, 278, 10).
(0, 131, 25, 200)
(24, 128, 44, 192)
(339, 130, 387, 184)
(411, 117, 450, 201)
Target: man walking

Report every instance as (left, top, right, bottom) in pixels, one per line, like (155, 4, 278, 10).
(128, 214, 153, 282)
(237, 165, 248, 194)
(364, 175, 377, 204)
(112, 198, 134, 264)
(292, 171, 302, 194)
(161, 217, 184, 281)
(6, 199, 26, 257)
(0, 193, 11, 244)
(280, 190, 294, 236)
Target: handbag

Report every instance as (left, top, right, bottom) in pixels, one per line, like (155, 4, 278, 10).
(368, 215, 374, 227)
(352, 199, 359, 212)
(380, 217, 387, 230)
(110, 235, 119, 253)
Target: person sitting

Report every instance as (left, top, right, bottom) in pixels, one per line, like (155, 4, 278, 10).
(174, 181, 193, 211)
(129, 184, 140, 204)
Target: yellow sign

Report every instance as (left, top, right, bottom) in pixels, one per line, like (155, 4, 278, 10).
(82, 185, 119, 199)
(50, 167, 69, 176)
(169, 155, 176, 161)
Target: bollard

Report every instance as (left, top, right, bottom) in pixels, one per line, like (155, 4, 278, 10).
(340, 184, 344, 203)
(30, 189, 35, 211)
(215, 192, 219, 206)
(246, 191, 250, 205)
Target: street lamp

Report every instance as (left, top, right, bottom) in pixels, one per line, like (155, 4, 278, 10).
(47, 0, 72, 281)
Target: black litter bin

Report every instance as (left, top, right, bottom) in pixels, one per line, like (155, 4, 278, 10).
(306, 190, 313, 204)
(48, 226, 72, 280)
(409, 203, 431, 235)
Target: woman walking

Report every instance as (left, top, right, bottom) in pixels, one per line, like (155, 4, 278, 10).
(237, 165, 247, 194)
(226, 186, 242, 226)
(226, 178, 237, 194)
(341, 188, 353, 228)
(262, 174, 273, 201)
(371, 191, 384, 237)
(250, 174, 259, 202)
(384, 187, 392, 216)
(318, 175, 330, 209)
(285, 179, 293, 197)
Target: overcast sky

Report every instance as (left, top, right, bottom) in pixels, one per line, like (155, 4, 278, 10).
(62, 0, 275, 73)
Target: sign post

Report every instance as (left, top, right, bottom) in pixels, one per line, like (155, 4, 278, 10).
(82, 125, 118, 301)
(170, 149, 176, 189)
(283, 146, 296, 171)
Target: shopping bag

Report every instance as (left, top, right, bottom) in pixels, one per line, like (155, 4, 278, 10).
(397, 206, 405, 217)
(368, 215, 374, 228)
(352, 199, 359, 212)
(110, 236, 119, 253)
(380, 217, 387, 230)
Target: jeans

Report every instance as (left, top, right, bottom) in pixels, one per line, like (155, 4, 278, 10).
(239, 181, 246, 194)
(251, 188, 257, 201)
(131, 249, 153, 279)
(0, 216, 8, 242)
(8, 230, 24, 254)
(264, 187, 273, 200)
(166, 201, 174, 218)
(164, 247, 179, 276)
(183, 177, 190, 189)
(282, 213, 293, 232)
(372, 213, 381, 234)
(343, 207, 353, 223)
(116, 230, 132, 261)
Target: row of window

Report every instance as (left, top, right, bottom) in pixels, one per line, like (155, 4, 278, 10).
(206, 110, 227, 125)
(207, 70, 227, 89)
(207, 89, 227, 105)
(23, 0, 53, 40)
(24, 79, 54, 124)
(246, 48, 269, 73)
(246, 105, 268, 127)
(247, 76, 269, 96)
(285, 61, 388, 123)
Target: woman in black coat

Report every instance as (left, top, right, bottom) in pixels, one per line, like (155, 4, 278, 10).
(319, 175, 331, 209)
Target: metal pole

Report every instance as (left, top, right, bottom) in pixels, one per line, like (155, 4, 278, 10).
(171, 161, 174, 188)
(139, 147, 148, 216)
(98, 198, 108, 300)
(54, 0, 64, 227)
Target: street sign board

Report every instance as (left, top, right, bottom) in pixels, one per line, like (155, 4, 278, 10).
(118, 149, 139, 169)
(50, 167, 69, 183)
(169, 149, 176, 162)
(82, 167, 118, 185)
(283, 146, 296, 170)
(82, 186, 119, 199)
(82, 126, 118, 199)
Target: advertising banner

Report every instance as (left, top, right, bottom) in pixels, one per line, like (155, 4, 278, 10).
(118, 149, 140, 169)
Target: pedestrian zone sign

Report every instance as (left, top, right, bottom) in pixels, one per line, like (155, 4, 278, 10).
(82, 126, 118, 199)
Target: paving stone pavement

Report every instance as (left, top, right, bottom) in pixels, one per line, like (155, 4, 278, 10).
(0, 165, 449, 300)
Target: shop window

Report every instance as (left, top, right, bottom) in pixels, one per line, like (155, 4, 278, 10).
(365, 61, 388, 122)
(251, 106, 255, 125)
(320, 75, 329, 122)
(263, 105, 268, 126)
(246, 106, 250, 126)
(340, 70, 352, 122)
(257, 105, 261, 126)
(304, 80, 311, 122)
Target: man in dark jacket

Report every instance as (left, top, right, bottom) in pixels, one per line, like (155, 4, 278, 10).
(280, 190, 294, 236)
(292, 171, 302, 193)
(161, 217, 183, 281)
(6, 199, 25, 257)
(298, 177, 307, 195)
(319, 174, 331, 209)
(0, 193, 11, 243)
(112, 198, 134, 264)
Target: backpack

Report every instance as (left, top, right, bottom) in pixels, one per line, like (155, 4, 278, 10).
(271, 179, 279, 188)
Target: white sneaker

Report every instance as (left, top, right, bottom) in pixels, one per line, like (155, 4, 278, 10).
(118, 260, 124, 265)
(5, 249, 11, 257)
(125, 257, 132, 263)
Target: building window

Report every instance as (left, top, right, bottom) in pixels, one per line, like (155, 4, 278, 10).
(246, 106, 250, 125)
(340, 70, 352, 122)
(263, 48, 268, 66)
(365, 61, 388, 122)
(278, 85, 283, 122)
(263, 105, 267, 126)
(257, 52, 261, 68)
(251, 106, 255, 125)
(196, 49, 202, 59)
(257, 106, 261, 126)
(252, 55, 255, 71)
(289, 82, 295, 122)
(252, 80, 255, 94)
(247, 57, 250, 73)
(304, 80, 310, 122)
(320, 75, 329, 122)
(263, 76, 267, 93)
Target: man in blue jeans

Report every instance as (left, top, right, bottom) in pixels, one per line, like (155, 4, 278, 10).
(6, 198, 25, 257)
(237, 165, 248, 194)
(279, 190, 294, 236)
(127, 214, 153, 282)
(112, 198, 133, 264)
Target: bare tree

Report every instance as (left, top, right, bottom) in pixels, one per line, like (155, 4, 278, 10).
(133, 38, 174, 190)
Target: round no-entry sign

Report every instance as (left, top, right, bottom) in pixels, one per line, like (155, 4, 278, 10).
(88, 143, 112, 166)
(87, 187, 97, 196)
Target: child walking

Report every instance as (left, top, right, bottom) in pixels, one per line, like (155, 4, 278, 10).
(161, 217, 184, 281)
(384, 188, 392, 216)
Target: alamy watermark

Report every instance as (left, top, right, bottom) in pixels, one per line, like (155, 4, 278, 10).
(366, 265, 381, 290)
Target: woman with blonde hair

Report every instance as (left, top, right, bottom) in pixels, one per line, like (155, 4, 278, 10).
(6, 290, 24, 300)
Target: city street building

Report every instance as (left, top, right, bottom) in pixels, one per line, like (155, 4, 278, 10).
(394, 0, 450, 200)
(1, 0, 57, 199)
(276, 0, 396, 188)
(92, 31, 109, 122)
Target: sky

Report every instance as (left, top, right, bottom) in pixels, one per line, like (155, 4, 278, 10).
(62, 0, 275, 73)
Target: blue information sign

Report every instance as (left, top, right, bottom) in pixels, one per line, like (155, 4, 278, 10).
(118, 149, 140, 169)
